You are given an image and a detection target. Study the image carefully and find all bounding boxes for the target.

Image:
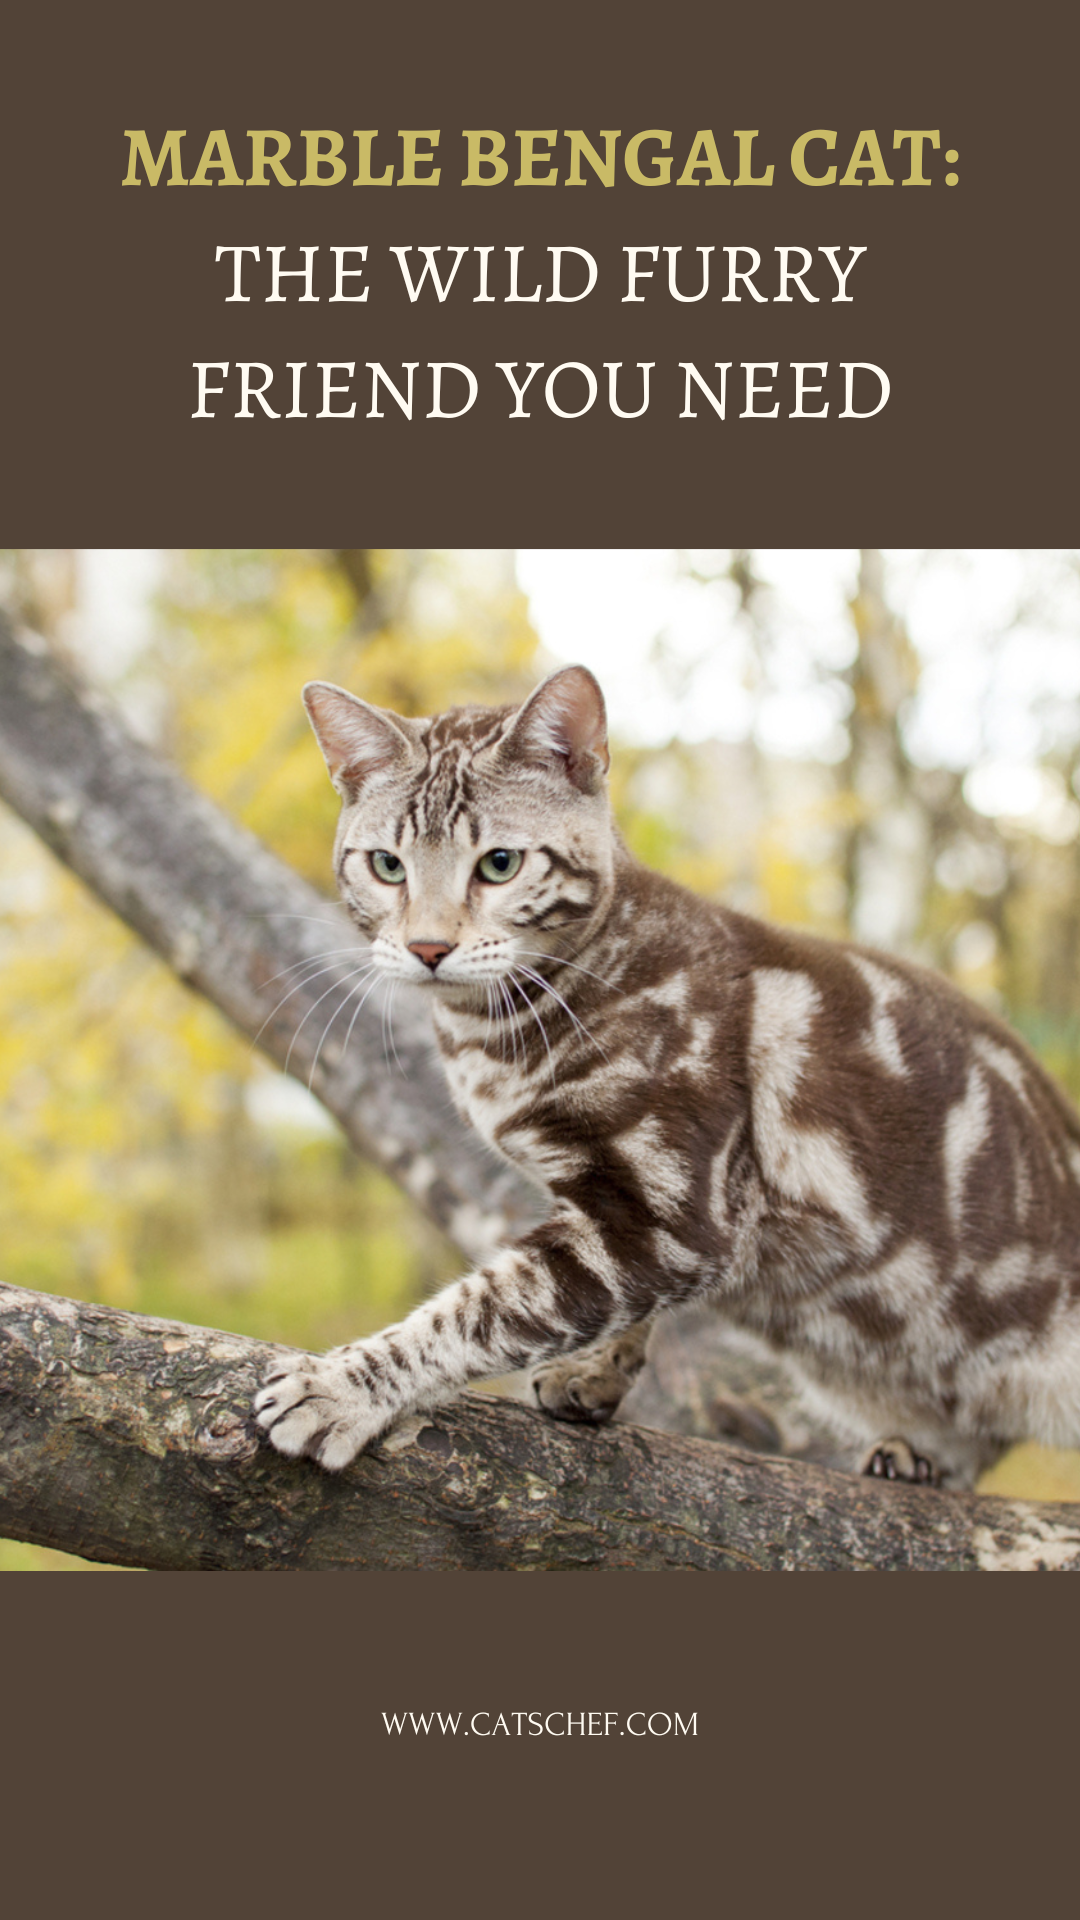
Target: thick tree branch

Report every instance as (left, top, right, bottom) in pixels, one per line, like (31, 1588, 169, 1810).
(0, 615, 544, 1261)
(3, 1284, 1078, 1571)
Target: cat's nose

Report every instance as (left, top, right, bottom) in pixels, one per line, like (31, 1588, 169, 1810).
(407, 940, 457, 972)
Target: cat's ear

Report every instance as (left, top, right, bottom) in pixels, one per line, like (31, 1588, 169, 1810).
(502, 666, 610, 794)
(302, 682, 414, 797)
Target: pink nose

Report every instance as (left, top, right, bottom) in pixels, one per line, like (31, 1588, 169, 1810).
(408, 941, 456, 971)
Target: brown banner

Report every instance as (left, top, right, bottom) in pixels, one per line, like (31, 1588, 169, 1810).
(4, 0, 1077, 543)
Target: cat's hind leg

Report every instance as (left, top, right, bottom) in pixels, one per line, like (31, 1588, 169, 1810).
(533, 1317, 654, 1425)
(858, 1430, 1005, 1490)
(859, 1438, 942, 1486)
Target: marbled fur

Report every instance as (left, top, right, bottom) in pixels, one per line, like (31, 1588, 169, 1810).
(254, 668, 1080, 1488)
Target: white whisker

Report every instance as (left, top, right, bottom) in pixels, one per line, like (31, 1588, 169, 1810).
(516, 948, 621, 992)
(491, 978, 509, 1064)
(496, 976, 523, 1069)
(513, 964, 610, 1062)
(308, 984, 360, 1090)
(386, 979, 406, 1076)
(508, 972, 558, 1089)
(259, 946, 370, 991)
(251, 958, 377, 1050)
(483, 980, 495, 1057)
(339, 969, 389, 1059)
(283, 964, 375, 1074)
(380, 978, 390, 1070)
(257, 907, 351, 924)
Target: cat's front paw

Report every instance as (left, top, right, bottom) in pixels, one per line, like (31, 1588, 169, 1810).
(254, 1353, 383, 1471)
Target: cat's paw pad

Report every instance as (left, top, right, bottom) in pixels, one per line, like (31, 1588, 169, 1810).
(533, 1352, 627, 1425)
(860, 1438, 941, 1486)
(253, 1354, 379, 1471)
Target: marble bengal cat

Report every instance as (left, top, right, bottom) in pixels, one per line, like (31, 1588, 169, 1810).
(254, 666, 1080, 1488)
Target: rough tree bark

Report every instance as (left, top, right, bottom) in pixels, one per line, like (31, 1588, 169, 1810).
(4, 1283, 1080, 1571)
(2, 611, 1078, 1571)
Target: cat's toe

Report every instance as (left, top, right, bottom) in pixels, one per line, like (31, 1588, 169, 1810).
(313, 1421, 370, 1472)
(860, 1438, 941, 1486)
(533, 1356, 622, 1424)
(255, 1364, 325, 1455)
(254, 1357, 376, 1469)
(254, 1363, 310, 1426)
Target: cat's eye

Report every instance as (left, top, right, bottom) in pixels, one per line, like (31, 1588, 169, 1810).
(477, 849, 523, 884)
(370, 850, 406, 885)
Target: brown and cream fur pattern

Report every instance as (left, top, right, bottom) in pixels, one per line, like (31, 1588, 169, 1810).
(254, 667, 1080, 1487)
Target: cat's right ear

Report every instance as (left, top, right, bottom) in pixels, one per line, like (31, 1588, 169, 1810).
(302, 683, 414, 798)
(500, 666, 610, 794)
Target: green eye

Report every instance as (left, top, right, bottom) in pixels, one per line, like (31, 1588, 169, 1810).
(370, 850, 406, 885)
(477, 849, 523, 884)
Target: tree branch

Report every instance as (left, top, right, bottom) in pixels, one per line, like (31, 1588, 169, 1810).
(3, 1283, 1078, 1571)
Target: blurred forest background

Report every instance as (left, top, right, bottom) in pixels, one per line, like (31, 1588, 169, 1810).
(3, 545, 1080, 1568)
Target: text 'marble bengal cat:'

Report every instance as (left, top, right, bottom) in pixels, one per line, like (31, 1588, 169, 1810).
(254, 666, 1080, 1488)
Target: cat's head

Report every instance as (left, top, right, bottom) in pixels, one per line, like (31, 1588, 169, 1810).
(303, 666, 615, 994)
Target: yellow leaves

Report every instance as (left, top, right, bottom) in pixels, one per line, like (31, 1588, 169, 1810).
(94, 1248, 139, 1309)
(276, 554, 356, 637)
(0, 1540, 128, 1571)
(335, 598, 539, 725)
(0, 812, 258, 1306)
(150, 552, 542, 886)
(978, 1444, 1080, 1504)
(758, 838, 814, 928)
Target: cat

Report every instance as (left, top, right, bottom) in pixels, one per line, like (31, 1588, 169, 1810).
(254, 665, 1080, 1488)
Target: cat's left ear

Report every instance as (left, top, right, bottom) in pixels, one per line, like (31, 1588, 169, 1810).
(302, 682, 415, 797)
(501, 666, 610, 794)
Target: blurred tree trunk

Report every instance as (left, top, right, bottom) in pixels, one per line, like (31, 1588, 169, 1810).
(842, 549, 930, 953)
(840, 552, 1032, 1002)
(5, 549, 79, 651)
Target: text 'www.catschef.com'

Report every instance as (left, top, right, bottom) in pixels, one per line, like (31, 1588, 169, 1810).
(382, 1710, 697, 1737)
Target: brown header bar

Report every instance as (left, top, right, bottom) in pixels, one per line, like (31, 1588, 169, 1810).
(3, 0, 1077, 543)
